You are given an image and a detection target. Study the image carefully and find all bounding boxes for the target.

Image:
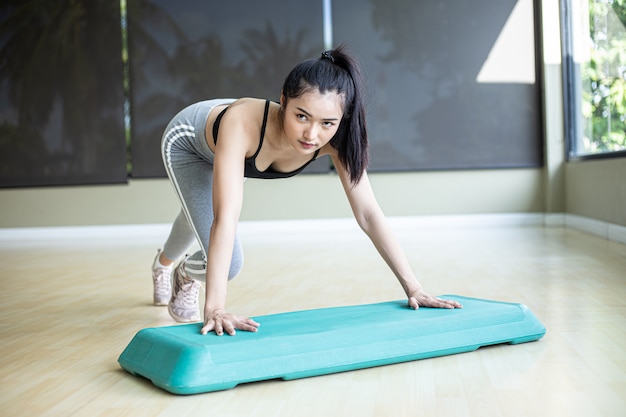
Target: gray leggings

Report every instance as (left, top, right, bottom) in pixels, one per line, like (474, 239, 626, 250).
(160, 98, 242, 282)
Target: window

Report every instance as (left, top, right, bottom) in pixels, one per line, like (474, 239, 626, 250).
(126, 0, 326, 178)
(0, 0, 127, 187)
(334, 0, 543, 171)
(563, 0, 626, 159)
(0, 0, 545, 187)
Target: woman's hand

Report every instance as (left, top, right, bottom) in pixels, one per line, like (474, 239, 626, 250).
(200, 309, 260, 336)
(407, 290, 463, 310)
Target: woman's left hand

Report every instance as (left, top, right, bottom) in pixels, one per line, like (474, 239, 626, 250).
(407, 290, 463, 310)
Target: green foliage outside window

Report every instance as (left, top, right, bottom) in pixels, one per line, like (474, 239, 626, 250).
(581, 0, 626, 153)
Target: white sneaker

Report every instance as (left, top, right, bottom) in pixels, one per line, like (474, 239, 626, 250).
(168, 260, 201, 323)
(152, 249, 172, 306)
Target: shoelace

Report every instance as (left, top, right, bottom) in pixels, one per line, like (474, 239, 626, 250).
(153, 268, 171, 296)
(178, 279, 200, 306)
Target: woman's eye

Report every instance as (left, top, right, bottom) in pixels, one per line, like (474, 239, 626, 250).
(296, 114, 307, 121)
(323, 121, 335, 128)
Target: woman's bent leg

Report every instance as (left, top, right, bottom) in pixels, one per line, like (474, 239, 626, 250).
(158, 101, 243, 322)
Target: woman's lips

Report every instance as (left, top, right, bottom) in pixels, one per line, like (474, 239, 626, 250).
(299, 140, 316, 150)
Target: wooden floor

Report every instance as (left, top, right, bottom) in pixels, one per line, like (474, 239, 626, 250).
(1, 221, 625, 417)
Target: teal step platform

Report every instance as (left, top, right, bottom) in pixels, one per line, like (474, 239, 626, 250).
(118, 295, 545, 395)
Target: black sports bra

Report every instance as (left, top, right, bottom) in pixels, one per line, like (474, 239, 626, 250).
(212, 100, 320, 179)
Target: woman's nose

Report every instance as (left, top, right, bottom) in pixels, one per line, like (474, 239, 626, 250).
(303, 124, 318, 140)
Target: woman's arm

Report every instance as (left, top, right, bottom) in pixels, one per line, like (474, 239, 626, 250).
(332, 155, 462, 309)
(200, 104, 261, 335)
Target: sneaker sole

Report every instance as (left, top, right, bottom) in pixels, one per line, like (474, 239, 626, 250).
(168, 303, 201, 323)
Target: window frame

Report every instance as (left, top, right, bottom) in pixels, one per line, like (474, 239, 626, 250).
(560, 0, 626, 162)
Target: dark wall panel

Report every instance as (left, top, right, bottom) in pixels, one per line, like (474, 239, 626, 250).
(0, 0, 544, 188)
(333, 0, 543, 171)
(0, 1, 127, 187)
(127, 0, 327, 178)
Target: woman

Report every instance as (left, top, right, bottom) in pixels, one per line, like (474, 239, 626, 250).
(151, 45, 462, 336)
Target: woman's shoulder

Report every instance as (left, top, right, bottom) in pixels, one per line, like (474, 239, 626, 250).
(217, 97, 268, 132)
(224, 97, 268, 113)
(216, 97, 266, 142)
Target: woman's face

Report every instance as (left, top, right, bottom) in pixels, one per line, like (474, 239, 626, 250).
(281, 88, 344, 155)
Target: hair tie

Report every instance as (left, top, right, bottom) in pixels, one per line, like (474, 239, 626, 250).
(321, 50, 335, 63)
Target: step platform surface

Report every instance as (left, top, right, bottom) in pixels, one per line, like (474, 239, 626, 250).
(118, 295, 546, 394)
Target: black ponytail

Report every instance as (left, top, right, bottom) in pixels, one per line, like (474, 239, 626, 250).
(281, 44, 368, 185)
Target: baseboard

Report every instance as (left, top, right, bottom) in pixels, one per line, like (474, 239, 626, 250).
(565, 214, 626, 244)
(544, 213, 566, 227)
(0, 213, 624, 245)
(0, 213, 545, 244)
(0, 224, 172, 248)
(241, 213, 547, 236)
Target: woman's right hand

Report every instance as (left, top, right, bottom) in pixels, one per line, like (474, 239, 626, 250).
(200, 309, 260, 336)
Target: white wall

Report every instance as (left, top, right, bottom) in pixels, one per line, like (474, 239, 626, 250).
(0, 168, 544, 228)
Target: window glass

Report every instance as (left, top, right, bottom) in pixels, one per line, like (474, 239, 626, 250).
(333, 0, 543, 171)
(566, 0, 626, 157)
(127, 0, 327, 177)
(0, 1, 127, 187)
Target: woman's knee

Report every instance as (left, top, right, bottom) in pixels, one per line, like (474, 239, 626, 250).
(228, 246, 244, 280)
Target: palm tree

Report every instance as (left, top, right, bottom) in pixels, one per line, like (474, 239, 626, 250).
(0, 0, 126, 185)
(238, 21, 319, 98)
